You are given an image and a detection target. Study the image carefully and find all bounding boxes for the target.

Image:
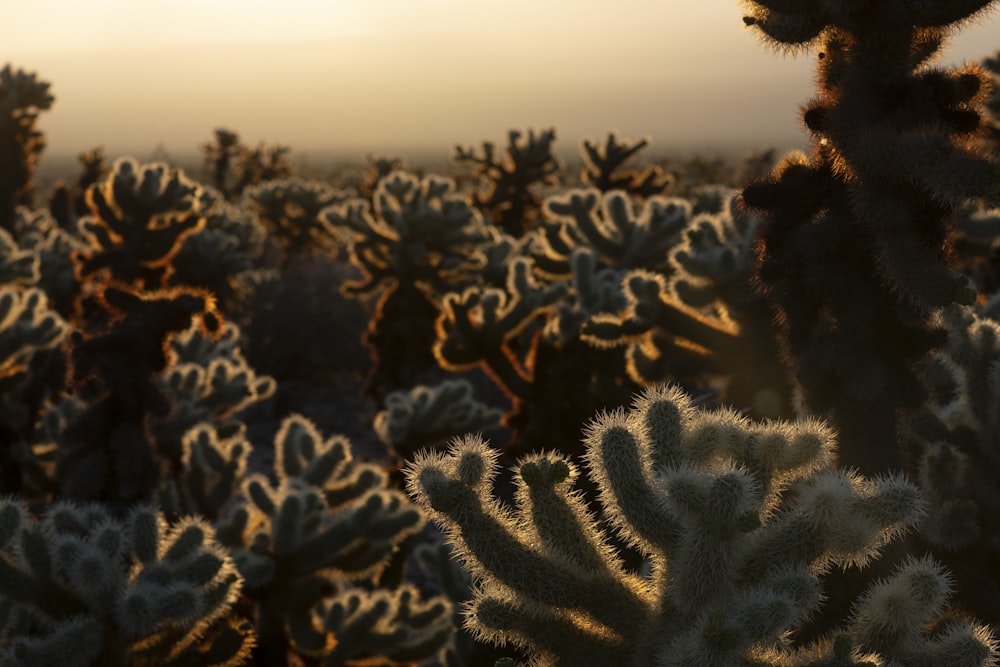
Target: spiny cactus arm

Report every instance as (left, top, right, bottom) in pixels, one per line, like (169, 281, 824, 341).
(272, 415, 351, 489)
(844, 556, 996, 666)
(288, 585, 453, 666)
(739, 471, 926, 586)
(374, 379, 503, 453)
(406, 438, 648, 638)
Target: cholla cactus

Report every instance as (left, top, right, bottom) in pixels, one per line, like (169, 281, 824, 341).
(0, 228, 37, 288)
(11, 207, 82, 318)
(322, 171, 491, 397)
(983, 51, 999, 153)
(0, 65, 53, 234)
(243, 177, 349, 261)
(532, 188, 690, 276)
(0, 499, 253, 666)
(374, 379, 503, 456)
(0, 287, 67, 494)
(170, 193, 266, 305)
(73, 158, 207, 290)
(454, 128, 560, 237)
(160, 424, 250, 521)
(407, 384, 996, 666)
(215, 414, 448, 664)
(57, 284, 220, 506)
(287, 585, 453, 667)
(151, 321, 275, 467)
(740, 0, 1000, 474)
(579, 133, 672, 199)
(905, 304, 1000, 622)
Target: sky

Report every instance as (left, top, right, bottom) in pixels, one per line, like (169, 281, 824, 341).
(4, 1, 999, 162)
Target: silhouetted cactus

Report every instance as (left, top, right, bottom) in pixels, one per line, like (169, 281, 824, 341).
(579, 133, 671, 199)
(0, 499, 253, 666)
(407, 384, 996, 666)
(323, 171, 491, 398)
(983, 51, 999, 153)
(454, 128, 560, 237)
(73, 158, 207, 290)
(0, 65, 53, 234)
(214, 414, 447, 664)
(57, 284, 220, 507)
(158, 424, 250, 522)
(741, 0, 1000, 473)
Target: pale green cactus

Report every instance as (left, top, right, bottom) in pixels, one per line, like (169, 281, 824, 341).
(0, 499, 253, 666)
(406, 384, 995, 666)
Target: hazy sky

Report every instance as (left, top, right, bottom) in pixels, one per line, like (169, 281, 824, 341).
(5, 1, 999, 160)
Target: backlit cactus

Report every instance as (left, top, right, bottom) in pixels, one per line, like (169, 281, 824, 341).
(73, 158, 207, 290)
(407, 384, 995, 666)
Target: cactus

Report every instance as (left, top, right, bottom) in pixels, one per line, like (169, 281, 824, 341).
(904, 304, 1000, 623)
(151, 320, 275, 470)
(0, 499, 253, 666)
(48, 147, 108, 232)
(374, 379, 503, 457)
(579, 133, 672, 199)
(406, 384, 996, 666)
(322, 171, 491, 398)
(57, 284, 220, 506)
(740, 0, 1000, 474)
(214, 414, 447, 664)
(73, 158, 207, 290)
(10, 207, 82, 319)
(243, 177, 349, 262)
(532, 188, 690, 276)
(0, 65, 53, 234)
(454, 128, 560, 237)
(0, 287, 68, 494)
(200, 128, 243, 198)
(159, 424, 251, 522)
(170, 192, 266, 307)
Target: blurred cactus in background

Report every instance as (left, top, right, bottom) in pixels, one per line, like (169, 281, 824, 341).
(73, 158, 208, 290)
(579, 133, 672, 199)
(454, 128, 560, 237)
(244, 177, 349, 264)
(323, 171, 491, 399)
(57, 284, 220, 507)
(48, 148, 108, 232)
(407, 384, 996, 666)
(0, 65, 53, 235)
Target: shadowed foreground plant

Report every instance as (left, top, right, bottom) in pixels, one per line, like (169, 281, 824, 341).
(0, 499, 253, 666)
(406, 384, 996, 666)
(0, 65, 53, 234)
